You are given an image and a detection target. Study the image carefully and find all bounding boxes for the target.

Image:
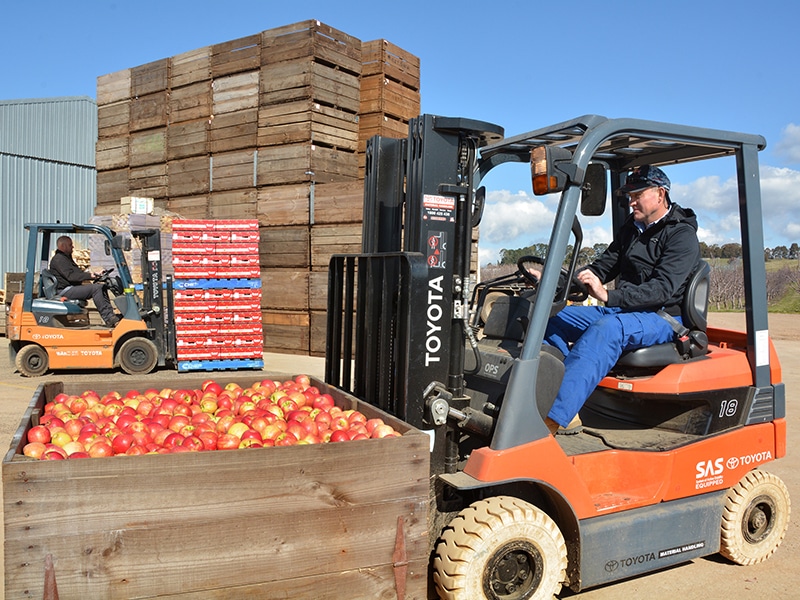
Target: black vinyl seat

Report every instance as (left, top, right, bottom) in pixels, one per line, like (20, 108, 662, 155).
(615, 260, 711, 369)
(32, 269, 87, 315)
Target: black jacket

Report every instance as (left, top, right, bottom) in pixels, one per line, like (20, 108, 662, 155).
(49, 249, 92, 293)
(587, 203, 700, 316)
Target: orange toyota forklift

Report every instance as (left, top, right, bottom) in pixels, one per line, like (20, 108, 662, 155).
(6, 223, 173, 376)
(326, 115, 789, 598)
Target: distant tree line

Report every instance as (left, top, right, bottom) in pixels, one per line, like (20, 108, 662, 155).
(495, 242, 799, 267)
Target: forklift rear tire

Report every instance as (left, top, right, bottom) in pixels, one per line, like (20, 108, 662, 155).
(15, 344, 49, 377)
(433, 496, 567, 600)
(117, 337, 158, 375)
(720, 469, 790, 565)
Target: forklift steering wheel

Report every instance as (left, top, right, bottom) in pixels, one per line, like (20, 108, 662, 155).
(93, 268, 115, 281)
(516, 255, 588, 303)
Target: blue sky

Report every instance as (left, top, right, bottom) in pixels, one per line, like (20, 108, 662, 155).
(4, 0, 798, 264)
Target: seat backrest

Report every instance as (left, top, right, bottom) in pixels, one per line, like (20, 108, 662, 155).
(482, 295, 533, 342)
(614, 260, 711, 369)
(682, 260, 710, 331)
(40, 269, 59, 299)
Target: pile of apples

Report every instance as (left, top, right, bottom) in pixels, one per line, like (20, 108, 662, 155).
(22, 375, 401, 460)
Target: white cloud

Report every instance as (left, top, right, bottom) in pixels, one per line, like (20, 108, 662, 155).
(480, 190, 556, 244)
(670, 166, 800, 247)
(477, 164, 800, 266)
(774, 123, 800, 165)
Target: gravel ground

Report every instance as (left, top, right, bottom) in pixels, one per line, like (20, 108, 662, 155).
(0, 313, 797, 599)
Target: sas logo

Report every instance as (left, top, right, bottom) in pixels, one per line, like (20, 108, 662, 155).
(696, 458, 724, 479)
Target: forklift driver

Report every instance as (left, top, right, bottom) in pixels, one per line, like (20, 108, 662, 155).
(49, 236, 120, 327)
(543, 166, 701, 434)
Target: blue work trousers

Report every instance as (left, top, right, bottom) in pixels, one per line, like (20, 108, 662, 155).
(544, 305, 678, 427)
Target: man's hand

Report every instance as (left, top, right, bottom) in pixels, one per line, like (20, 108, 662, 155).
(577, 269, 608, 303)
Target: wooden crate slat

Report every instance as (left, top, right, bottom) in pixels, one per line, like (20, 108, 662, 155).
(96, 168, 130, 205)
(3, 396, 429, 599)
(131, 58, 170, 96)
(308, 270, 331, 312)
(97, 100, 130, 138)
(256, 143, 357, 186)
(169, 81, 212, 124)
(311, 223, 362, 268)
(171, 46, 211, 88)
(95, 136, 129, 171)
(129, 163, 167, 199)
(212, 71, 260, 114)
(211, 149, 256, 191)
(211, 33, 261, 77)
(167, 118, 209, 160)
(167, 195, 209, 219)
(259, 225, 310, 268)
(208, 188, 257, 219)
(168, 156, 210, 197)
(129, 128, 167, 167)
(362, 39, 421, 89)
(313, 181, 364, 224)
(360, 75, 420, 121)
(130, 91, 169, 132)
(262, 309, 310, 353)
(261, 20, 362, 76)
(261, 269, 310, 310)
(257, 183, 310, 226)
(258, 101, 359, 150)
(96, 69, 131, 106)
(260, 60, 360, 113)
(208, 108, 258, 153)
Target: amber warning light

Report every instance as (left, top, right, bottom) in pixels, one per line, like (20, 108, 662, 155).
(531, 145, 572, 196)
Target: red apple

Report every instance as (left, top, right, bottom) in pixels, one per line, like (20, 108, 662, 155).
(112, 433, 134, 455)
(216, 433, 240, 450)
(330, 430, 350, 443)
(23, 441, 47, 459)
(371, 424, 396, 439)
(27, 425, 51, 444)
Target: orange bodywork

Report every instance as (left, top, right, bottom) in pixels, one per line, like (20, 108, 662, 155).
(463, 327, 785, 520)
(464, 421, 784, 520)
(8, 294, 148, 370)
(597, 328, 782, 395)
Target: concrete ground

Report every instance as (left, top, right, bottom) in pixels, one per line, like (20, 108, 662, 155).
(0, 313, 797, 598)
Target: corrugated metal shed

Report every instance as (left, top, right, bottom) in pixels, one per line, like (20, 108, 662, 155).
(0, 97, 97, 289)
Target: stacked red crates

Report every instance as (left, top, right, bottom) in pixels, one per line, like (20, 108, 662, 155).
(171, 219, 264, 371)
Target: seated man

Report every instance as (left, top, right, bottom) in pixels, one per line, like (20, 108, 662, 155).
(543, 165, 701, 434)
(48, 235, 120, 327)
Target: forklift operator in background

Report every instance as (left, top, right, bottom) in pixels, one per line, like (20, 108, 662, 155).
(49, 236, 120, 327)
(543, 165, 701, 434)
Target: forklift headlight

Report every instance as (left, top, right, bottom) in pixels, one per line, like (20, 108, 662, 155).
(531, 146, 573, 195)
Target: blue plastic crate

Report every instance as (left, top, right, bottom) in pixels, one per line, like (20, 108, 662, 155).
(177, 358, 265, 372)
(173, 278, 262, 290)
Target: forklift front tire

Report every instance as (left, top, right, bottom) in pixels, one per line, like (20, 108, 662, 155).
(15, 344, 49, 377)
(117, 337, 159, 375)
(433, 495, 567, 600)
(720, 469, 790, 565)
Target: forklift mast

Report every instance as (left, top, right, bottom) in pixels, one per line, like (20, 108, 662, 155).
(131, 228, 175, 368)
(327, 115, 502, 467)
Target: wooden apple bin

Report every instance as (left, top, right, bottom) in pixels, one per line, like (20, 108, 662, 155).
(3, 375, 430, 599)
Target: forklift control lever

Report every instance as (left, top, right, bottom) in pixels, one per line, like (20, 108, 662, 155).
(423, 381, 452, 426)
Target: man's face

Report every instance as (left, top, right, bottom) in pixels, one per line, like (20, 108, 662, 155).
(62, 239, 74, 255)
(628, 187, 666, 225)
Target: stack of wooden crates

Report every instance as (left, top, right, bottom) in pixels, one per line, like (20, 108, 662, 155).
(94, 20, 421, 356)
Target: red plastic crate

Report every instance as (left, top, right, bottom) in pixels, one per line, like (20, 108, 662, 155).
(229, 230, 260, 242)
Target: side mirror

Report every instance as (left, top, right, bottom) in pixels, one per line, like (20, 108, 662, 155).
(581, 163, 607, 216)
